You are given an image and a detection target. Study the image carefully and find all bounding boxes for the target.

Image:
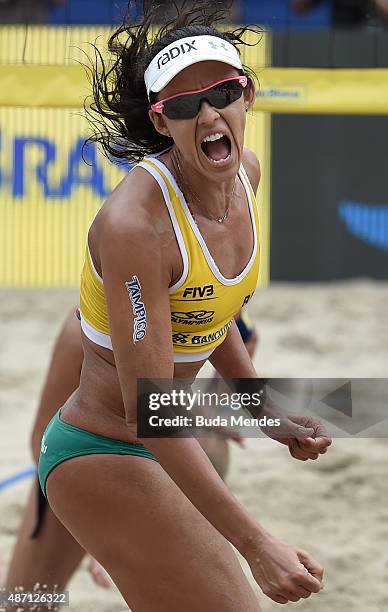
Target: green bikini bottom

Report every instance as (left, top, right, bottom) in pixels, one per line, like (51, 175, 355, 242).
(38, 409, 157, 499)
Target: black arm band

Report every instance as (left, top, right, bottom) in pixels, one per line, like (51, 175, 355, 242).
(230, 378, 270, 417)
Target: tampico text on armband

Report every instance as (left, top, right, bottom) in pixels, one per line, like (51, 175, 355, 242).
(125, 276, 148, 343)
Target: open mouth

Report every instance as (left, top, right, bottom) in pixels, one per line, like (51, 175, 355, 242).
(200, 132, 232, 164)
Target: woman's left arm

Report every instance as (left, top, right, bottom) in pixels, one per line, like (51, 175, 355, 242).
(210, 318, 257, 379)
(210, 313, 332, 461)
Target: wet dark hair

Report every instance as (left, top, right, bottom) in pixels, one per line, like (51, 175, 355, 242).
(85, 1, 261, 164)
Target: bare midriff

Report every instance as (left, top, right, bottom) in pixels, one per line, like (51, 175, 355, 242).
(60, 334, 206, 445)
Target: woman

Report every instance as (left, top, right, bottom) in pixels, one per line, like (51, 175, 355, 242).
(39, 3, 330, 609)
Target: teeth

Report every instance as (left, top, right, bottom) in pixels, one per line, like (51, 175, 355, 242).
(205, 154, 231, 164)
(202, 132, 225, 143)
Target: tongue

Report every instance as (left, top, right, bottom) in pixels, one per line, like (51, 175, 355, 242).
(203, 136, 230, 161)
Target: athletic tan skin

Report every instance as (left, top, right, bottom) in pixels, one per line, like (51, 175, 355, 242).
(45, 61, 330, 611)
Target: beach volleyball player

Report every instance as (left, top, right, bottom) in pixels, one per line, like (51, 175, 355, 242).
(35, 3, 330, 609)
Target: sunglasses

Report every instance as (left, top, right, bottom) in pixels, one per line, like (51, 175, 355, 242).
(150, 75, 248, 120)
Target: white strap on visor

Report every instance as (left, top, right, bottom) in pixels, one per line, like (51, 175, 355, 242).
(144, 35, 243, 98)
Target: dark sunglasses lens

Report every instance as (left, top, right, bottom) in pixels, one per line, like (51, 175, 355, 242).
(163, 93, 200, 119)
(163, 81, 244, 119)
(209, 81, 244, 108)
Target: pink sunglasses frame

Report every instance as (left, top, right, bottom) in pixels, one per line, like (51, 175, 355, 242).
(150, 75, 248, 115)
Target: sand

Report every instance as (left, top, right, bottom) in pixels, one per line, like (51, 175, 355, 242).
(1, 281, 388, 611)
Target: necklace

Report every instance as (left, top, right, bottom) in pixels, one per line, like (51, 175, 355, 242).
(187, 200, 231, 225)
(172, 151, 236, 224)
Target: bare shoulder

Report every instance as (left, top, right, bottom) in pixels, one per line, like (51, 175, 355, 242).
(242, 148, 261, 195)
(90, 165, 166, 264)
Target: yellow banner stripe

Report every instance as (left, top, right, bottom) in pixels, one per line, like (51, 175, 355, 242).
(2, 65, 387, 116)
(255, 68, 388, 115)
(0, 65, 88, 108)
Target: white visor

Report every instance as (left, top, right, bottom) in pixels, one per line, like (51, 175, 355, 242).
(144, 35, 243, 98)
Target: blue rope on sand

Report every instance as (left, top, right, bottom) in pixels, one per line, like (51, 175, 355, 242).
(0, 467, 36, 491)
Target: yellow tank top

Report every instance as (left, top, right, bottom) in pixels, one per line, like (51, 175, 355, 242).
(80, 157, 260, 363)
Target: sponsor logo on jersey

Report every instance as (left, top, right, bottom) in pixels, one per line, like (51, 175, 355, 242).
(172, 320, 232, 346)
(182, 285, 214, 299)
(241, 293, 253, 308)
(191, 320, 232, 344)
(172, 332, 190, 344)
(171, 310, 215, 325)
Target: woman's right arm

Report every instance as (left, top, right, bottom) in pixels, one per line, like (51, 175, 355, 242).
(99, 204, 262, 545)
(99, 202, 323, 604)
